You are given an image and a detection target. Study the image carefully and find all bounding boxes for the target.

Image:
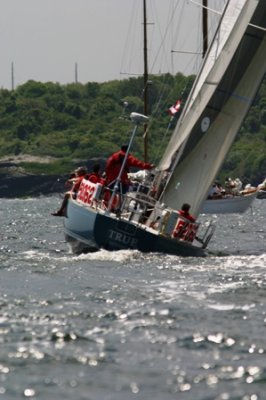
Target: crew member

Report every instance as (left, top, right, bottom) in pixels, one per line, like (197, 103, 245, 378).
(87, 164, 105, 184)
(51, 166, 87, 216)
(178, 203, 196, 222)
(172, 203, 197, 241)
(105, 144, 154, 194)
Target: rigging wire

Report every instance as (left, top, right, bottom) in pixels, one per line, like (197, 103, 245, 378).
(119, 1, 140, 78)
(150, 0, 228, 164)
(118, 0, 228, 163)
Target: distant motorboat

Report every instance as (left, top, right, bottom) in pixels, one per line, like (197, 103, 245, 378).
(201, 179, 258, 214)
(201, 190, 257, 214)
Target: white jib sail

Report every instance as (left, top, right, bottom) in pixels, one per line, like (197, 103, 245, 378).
(159, 0, 266, 216)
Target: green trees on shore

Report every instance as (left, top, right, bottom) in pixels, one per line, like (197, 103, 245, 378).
(0, 73, 265, 184)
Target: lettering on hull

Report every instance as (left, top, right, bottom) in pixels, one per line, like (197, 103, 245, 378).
(108, 229, 138, 248)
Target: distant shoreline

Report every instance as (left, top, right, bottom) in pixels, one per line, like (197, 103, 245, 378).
(0, 173, 65, 198)
(0, 155, 105, 198)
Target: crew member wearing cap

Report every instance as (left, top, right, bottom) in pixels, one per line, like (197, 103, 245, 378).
(51, 166, 87, 216)
(105, 144, 154, 194)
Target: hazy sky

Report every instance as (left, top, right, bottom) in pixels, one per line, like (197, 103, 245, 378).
(0, 0, 224, 89)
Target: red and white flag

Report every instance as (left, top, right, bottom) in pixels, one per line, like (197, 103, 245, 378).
(168, 99, 181, 116)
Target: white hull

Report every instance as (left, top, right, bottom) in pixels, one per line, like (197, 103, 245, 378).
(201, 191, 257, 214)
(64, 197, 209, 257)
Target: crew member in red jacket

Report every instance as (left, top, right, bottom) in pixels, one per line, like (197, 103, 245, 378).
(178, 203, 196, 222)
(105, 144, 154, 193)
(51, 166, 87, 216)
(71, 166, 87, 194)
(87, 164, 105, 185)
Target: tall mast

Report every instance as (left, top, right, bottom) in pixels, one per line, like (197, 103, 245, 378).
(143, 0, 149, 162)
(202, 0, 208, 58)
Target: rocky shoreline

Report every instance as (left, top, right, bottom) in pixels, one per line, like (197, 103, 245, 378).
(0, 172, 65, 198)
(0, 155, 105, 198)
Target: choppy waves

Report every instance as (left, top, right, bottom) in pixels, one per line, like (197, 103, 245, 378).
(0, 197, 265, 399)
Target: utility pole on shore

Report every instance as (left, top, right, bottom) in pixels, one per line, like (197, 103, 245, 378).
(11, 62, 14, 90)
(75, 62, 78, 83)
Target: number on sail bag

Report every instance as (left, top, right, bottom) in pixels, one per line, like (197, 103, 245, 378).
(77, 180, 103, 205)
(172, 218, 199, 242)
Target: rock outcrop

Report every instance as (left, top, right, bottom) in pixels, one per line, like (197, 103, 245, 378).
(0, 155, 105, 198)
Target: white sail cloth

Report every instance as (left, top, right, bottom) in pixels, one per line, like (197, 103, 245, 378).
(159, 0, 266, 216)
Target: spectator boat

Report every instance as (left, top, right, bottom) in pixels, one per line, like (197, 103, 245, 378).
(201, 178, 258, 213)
(201, 190, 257, 214)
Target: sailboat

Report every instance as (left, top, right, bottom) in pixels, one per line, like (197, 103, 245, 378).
(63, 0, 266, 256)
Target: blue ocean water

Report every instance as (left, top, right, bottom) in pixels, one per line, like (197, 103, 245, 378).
(0, 196, 265, 400)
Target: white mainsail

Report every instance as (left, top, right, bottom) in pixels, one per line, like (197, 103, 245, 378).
(159, 0, 266, 216)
